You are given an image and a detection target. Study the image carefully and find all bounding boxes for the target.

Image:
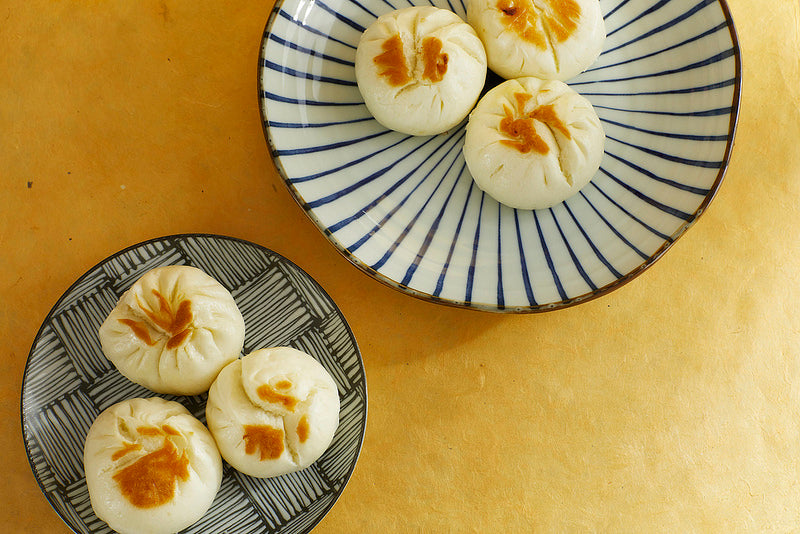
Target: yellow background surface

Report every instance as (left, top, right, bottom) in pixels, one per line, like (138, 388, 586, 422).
(2, 0, 799, 531)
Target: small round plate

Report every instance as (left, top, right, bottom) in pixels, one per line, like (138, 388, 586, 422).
(259, 0, 741, 312)
(21, 234, 367, 534)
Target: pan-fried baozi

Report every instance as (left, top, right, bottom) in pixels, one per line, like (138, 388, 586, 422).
(99, 265, 245, 395)
(83, 397, 222, 534)
(355, 6, 487, 135)
(206, 347, 340, 478)
(463, 76, 604, 210)
(467, 0, 605, 81)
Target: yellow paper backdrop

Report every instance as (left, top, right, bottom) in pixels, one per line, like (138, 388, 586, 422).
(2, 0, 799, 531)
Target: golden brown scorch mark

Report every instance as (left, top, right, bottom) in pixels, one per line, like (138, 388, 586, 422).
(111, 431, 190, 509)
(374, 34, 449, 86)
(421, 37, 448, 82)
(374, 34, 411, 86)
(497, 0, 581, 49)
(499, 92, 571, 155)
(257, 380, 299, 411)
(119, 289, 193, 349)
(111, 441, 142, 462)
(243, 424, 285, 460)
(297, 415, 310, 443)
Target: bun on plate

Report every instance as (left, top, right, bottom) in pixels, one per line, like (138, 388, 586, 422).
(83, 397, 222, 534)
(99, 265, 245, 395)
(206, 347, 340, 478)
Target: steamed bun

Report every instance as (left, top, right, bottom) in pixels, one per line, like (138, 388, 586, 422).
(83, 397, 222, 534)
(467, 0, 605, 80)
(98, 265, 245, 396)
(463, 76, 604, 210)
(206, 347, 340, 478)
(355, 6, 487, 135)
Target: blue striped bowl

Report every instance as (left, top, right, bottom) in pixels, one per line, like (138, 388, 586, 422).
(22, 234, 366, 534)
(259, 0, 741, 312)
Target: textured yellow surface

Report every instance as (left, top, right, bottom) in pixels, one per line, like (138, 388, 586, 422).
(2, 0, 799, 532)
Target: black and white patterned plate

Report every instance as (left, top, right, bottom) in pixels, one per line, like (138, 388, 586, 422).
(20, 234, 367, 534)
(259, 0, 741, 312)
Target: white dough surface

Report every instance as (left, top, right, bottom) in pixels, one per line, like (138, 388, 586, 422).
(463, 76, 604, 210)
(467, 0, 605, 80)
(83, 397, 222, 534)
(206, 347, 340, 478)
(98, 265, 245, 395)
(355, 6, 487, 135)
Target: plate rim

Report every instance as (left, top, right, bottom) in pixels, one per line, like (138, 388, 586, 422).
(20, 232, 368, 534)
(257, 0, 743, 313)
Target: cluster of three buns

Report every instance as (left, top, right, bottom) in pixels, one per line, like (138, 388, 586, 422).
(86, 266, 339, 534)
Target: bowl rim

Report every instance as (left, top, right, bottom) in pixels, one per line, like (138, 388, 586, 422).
(257, 0, 742, 313)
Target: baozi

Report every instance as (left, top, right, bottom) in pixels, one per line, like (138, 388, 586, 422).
(355, 6, 487, 136)
(467, 0, 605, 81)
(83, 397, 222, 534)
(463, 76, 604, 210)
(206, 347, 340, 479)
(99, 265, 245, 395)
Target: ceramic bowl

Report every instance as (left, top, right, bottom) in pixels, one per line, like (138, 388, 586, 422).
(259, 0, 741, 311)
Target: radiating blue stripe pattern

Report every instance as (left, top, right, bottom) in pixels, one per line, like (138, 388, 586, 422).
(260, 0, 741, 311)
(21, 234, 367, 534)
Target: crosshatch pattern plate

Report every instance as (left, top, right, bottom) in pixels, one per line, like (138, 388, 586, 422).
(21, 234, 367, 534)
(259, 0, 741, 312)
